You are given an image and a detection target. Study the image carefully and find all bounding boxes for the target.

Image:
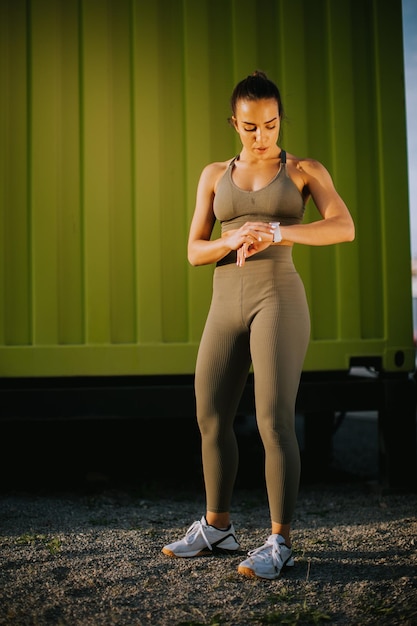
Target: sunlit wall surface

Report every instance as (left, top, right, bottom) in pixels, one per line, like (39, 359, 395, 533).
(0, 0, 413, 376)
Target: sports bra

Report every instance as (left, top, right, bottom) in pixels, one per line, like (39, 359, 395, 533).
(213, 150, 305, 233)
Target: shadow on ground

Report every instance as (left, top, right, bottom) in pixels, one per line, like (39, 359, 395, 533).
(1, 411, 382, 494)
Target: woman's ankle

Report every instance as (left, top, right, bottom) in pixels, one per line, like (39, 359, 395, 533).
(206, 511, 230, 530)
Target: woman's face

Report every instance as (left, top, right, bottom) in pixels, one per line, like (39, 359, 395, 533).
(232, 98, 280, 158)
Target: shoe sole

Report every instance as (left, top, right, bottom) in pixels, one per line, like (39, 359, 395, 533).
(237, 559, 295, 580)
(162, 546, 239, 558)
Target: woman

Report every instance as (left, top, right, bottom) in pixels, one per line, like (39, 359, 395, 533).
(162, 71, 355, 580)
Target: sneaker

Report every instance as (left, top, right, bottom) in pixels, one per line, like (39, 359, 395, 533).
(237, 534, 294, 580)
(162, 516, 240, 558)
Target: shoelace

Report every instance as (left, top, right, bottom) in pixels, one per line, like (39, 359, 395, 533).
(184, 520, 212, 551)
(271, 541, 288, 568)
(248, 537, 288, 568)
(247, 537, 275, 559)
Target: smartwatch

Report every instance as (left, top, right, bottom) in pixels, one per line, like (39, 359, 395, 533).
(271, 222, 282, 243)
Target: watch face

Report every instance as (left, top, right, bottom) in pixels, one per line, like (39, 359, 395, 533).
(273, 225, 281, 242)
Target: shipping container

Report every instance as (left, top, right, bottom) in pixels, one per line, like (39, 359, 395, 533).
(0, 0, 415, 487)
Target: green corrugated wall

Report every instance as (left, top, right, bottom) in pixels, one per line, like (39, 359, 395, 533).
(0, 0, 414, 376)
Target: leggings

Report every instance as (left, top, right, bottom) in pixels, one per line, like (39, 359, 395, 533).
(195, 246, 310, 524)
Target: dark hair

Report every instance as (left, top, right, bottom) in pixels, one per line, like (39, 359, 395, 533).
(230, 70, 284, 118)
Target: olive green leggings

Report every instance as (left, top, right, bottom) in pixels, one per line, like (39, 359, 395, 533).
(195, 246, 310, 524)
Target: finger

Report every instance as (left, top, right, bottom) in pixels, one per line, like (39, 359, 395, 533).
(237, 246, 246, 267)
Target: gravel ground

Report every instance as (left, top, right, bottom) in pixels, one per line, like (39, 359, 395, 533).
(1, 412, 416, 626)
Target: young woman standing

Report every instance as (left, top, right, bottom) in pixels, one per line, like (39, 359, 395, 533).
(162, 71, 354, 580)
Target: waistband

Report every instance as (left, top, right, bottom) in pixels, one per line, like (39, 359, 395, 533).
(216, 245, 294, 267)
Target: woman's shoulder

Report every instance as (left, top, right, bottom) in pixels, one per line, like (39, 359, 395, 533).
(286, 152, 329, 182)
(203, 158, 234, 175)
(284, 152, 333, 200)
(199, 158, 234, 188)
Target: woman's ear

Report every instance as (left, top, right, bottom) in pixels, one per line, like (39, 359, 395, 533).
(227, 116, 238, 131)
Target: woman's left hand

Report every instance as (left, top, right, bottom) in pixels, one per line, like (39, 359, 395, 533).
(236, 239, 271, 267)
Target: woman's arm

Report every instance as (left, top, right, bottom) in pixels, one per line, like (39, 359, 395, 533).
(281, 159, 355, 245)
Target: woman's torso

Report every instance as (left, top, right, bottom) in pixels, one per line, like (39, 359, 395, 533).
(213, 150, 306, 234)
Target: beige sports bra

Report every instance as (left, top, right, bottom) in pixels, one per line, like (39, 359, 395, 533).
(213, 150, 305, 234)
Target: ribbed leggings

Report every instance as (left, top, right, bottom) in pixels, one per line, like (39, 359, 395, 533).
(195, 246, 310, 524)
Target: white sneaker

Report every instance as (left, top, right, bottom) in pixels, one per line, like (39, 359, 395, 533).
(237, 534, 294, 580)
(162, 516, 240, 558)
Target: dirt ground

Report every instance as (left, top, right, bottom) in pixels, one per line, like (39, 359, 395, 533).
(1, 411, 416, 625)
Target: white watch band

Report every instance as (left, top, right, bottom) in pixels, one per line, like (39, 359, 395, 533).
(271, 222, 282, 243)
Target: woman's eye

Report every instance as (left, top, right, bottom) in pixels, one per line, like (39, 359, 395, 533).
(243, 125, 275, 132)
(244, 124, 276, 133)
